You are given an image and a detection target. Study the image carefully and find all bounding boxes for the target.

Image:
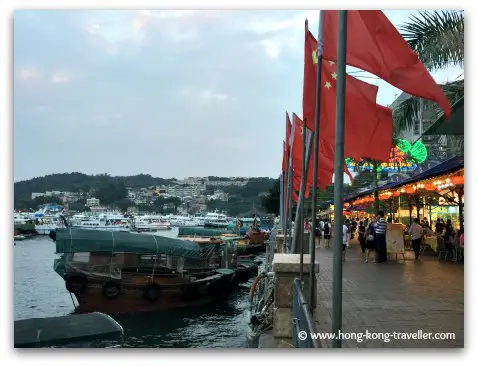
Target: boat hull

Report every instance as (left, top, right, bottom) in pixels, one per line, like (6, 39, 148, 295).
(68, 273, 239, 315)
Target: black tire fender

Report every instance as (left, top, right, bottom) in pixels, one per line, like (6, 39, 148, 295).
(65, 274, 87, 294)
(143, 283, 161, 302)
(102, 281, 122, 299)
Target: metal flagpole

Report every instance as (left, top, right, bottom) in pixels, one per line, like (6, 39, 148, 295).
(308, 12, 325, 311)
(332, 10, 348, 348)
(299, 120, 307, 280)
(286, 162, 293, 252)
(291, 121, 313, 255)
(279, 172, 284, 232)
(285, 117, 296, 252)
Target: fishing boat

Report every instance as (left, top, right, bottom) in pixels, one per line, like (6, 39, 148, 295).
(50, 228, 246, 314)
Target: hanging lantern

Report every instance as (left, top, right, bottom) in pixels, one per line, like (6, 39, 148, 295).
(392, 191, 400, 197)
(450, 176, 464, 185)
(405, 187, 415, 194)
(424, 183, 435, 191)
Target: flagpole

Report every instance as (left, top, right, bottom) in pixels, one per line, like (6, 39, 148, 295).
(299, 117, 307, 280)
(332, 10, 347, 348)
(291, 121, 313, 255)
(308, 12, 325, 311)
(279, 172, 284, 232)
(286, 158, 293, 251)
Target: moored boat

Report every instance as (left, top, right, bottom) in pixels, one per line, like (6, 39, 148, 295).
(50, 228, 246, 314)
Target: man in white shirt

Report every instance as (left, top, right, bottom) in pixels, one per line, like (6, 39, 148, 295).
(409, 218, 424, 260)
(342, 219, 350, 262)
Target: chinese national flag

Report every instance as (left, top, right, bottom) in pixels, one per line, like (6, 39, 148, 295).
(304, 27, 383, 161)
(290, 114, 346, 195)
(322, 10, 451, 118)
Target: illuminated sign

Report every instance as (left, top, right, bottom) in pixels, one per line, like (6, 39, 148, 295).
(346, 139, 427, 173)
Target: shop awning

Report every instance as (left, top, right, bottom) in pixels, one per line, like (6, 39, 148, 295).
(423, 96, 464, 136)
(343, 156, 464, 203)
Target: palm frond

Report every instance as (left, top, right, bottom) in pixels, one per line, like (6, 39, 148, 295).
(400, 10, 464, 71)
(392, 79, 464, 135)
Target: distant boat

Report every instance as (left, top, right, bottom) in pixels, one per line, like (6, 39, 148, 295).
(70, 214, 131, 232)
(133, 215, 171, 231)
(14, 234, 26, 241)
(203, 212, 233, 229)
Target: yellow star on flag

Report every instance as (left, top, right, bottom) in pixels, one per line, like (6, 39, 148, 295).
(328, 60, 335, 65)
(331, 72, 337, 80)
(324, 81, 332, 89)
(312, 49, 318, 65)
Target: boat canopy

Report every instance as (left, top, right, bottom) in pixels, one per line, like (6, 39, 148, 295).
(53, 228, 201, 259)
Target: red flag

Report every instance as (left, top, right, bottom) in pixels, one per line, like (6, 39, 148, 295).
(290, 114, 347, 194)
(322, 10, 451, 118)
(360, 105, 393, 162)
(286, 112, 292, 153)
(282, 141, 287, 173)
(302, 27, 377, 193)
(304, 28, 382, 160)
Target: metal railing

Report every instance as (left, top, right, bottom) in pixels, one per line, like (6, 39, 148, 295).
(292, 278, 321, 348)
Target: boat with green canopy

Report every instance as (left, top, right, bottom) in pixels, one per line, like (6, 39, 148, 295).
(50, 228, 244, 314)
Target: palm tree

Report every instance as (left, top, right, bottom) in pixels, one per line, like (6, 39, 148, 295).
(393, 10, 464, 135)
(401, 10, 464, 72)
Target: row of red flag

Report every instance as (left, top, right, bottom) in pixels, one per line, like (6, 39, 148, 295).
(281, 10, 451, 206)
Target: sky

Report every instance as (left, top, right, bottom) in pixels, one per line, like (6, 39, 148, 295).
(13, 10, 464, 182)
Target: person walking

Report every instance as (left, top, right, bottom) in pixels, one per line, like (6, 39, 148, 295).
(375, 211, 388, 263)
(443, 219, 456, 258)
(408, 218, 424, 260)
(365, 218, 375, 263)
(358, 220, 366, 260)
(323, 218, 331, 248)
(342, 219, 350, 262)
(304, 218, 311, 232)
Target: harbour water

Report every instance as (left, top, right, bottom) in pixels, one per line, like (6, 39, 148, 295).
(14, 228, 252, 348)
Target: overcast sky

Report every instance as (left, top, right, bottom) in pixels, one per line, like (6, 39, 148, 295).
(13, 10, 463, 182)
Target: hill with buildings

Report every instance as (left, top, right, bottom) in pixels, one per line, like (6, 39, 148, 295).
(13, 173, 276, 216)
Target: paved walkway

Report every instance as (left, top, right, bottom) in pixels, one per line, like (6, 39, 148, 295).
(313, 239, 464, 348)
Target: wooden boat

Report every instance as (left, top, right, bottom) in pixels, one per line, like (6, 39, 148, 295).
(50, 229, 245, 314)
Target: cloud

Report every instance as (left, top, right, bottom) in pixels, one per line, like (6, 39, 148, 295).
(13, 10, 463, 182)
(51, 71, 72, 83)
(17, 67, 38, 80)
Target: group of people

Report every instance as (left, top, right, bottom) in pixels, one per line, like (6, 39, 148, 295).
(356, 211, 388, 263)
(304, 217, 332, 248)
(303, 212, 388, 263)
(409, 217, 463, 260)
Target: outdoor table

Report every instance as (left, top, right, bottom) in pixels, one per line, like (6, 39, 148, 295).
(424, 235, 438, 253)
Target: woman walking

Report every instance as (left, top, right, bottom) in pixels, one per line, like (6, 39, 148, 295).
(365, 218, 375, 263)
(358, 220, 366, 260)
